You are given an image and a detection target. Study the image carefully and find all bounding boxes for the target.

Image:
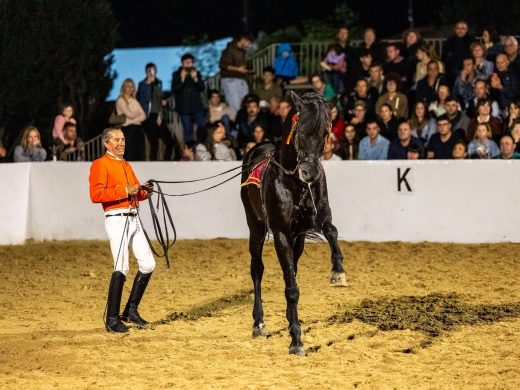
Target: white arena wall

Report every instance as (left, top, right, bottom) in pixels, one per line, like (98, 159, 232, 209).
(0, 160, 519, 245)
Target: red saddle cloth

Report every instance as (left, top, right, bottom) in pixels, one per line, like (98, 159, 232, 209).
(241, 159, 268, 188)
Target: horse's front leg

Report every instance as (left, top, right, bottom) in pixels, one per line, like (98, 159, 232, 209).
(322, 219, 347, 287)
(272, 229, 304, 356)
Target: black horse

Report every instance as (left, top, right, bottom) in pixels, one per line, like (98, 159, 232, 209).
(240, 91, 346, 356)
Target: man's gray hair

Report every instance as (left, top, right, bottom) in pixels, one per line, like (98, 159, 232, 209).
(102, 127, 122, 143)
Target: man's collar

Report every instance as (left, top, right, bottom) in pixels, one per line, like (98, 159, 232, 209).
(106, 151, 123, 161)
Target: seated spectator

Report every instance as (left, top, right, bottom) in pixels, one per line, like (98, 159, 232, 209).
(407, 146, 422, 160)
(321, 135, 342, 161)
(409, 101, 437, 146)
(255, 66, 283, 106)
(384, 43, 408, 86)
(320, 43, 347, 94)
(244, 142, 257, 155)
(55, 122, 85, 161)
(465, 80, 500, 118)
(180, 140, 196, 161)
(236, 96, 269, 150)
(358, 119, 389, 160)
(343, 78, 377, 120)
(503, 36, 520, 79)
(427, 115, 461, 159)
(453, 57, 478, 109)
(330, 106, 346, 143)
(503, 100, 520, 134)
(378, 103, 399, 142)
(415, 43, 444, 85)
(495, 133, 520, 159)
(388, 121, 424, 159)
(208, 89, 236, 135)
(416, 60, 447, 106)
(480, 26, 503, 62)
(367, 61, 385, 96)
(428, 84, 450, 118)
(510, 120, 520, 153)
(116, 78, 146, 161)
(350, 101, 368, 139)
(452, 139, 468, 159)
(470, 42, 494, 81)
(468, 122, 500, 159)
(270, 99, 292, 142)
(348, 49, 373, 87)
(14, 126, 47, 162)
(336, 124, 359, 160)
(490, 53, 518, 112)
(195, 122, 235, 161)
(444, 96, 470, 140)
(359, 27, 386, 62)
(52, 103, 76, 143)
(375, 74, 408, 119)
(466, 98, 502, 143)
(274, 43, 308, 86)
(310, 73, 335, 100)
(252, 123, 268, 144)
(402, 29, 422, 88)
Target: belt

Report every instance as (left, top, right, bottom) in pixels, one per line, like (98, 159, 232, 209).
(106, 213, 137, 218)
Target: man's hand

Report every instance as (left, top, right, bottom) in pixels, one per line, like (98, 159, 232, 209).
(126, 184, 140, 197)
(140, 180, 154, 193)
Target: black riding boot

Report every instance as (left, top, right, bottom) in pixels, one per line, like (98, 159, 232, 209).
(105, 271, 129, 333)
(121, 271, 152, 326)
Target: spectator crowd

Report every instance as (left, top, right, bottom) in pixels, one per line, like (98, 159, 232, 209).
(3, 21, 520, 163)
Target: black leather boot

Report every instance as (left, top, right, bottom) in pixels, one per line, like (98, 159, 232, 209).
(121, 271, 152, 326)
(105, 271, 129, 333)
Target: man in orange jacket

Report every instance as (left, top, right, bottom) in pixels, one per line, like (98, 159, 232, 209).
(89, 126, 155, 333)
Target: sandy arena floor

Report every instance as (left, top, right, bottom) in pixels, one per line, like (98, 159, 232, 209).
(1, 239, 520, 389)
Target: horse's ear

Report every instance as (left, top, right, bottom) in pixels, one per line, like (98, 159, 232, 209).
(290, 91, 303, 111)
(327, 94, 339, 110)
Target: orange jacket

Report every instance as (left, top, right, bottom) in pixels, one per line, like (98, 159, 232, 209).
(89, 153, 148, 212)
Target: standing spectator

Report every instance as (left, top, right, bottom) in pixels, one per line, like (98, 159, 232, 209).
(378, 103, 399, 142)
(375, 75, 408, 120)
(137, 63, 174, 161)
(468, 123, 500, 158)
(359, 27, 386, 62)
(55, 122, 85, 161)
(495, 134, 520, 159)
(172, 53, 206, 143)
(470, 43, 494, 82)
(453, 57, 478, 109)
(409, 101, 437, 145)
(427, 115, 460, 159)
(52, 103, 76, 143)
(336, 124, 359, 160)
(359, 119, 389, 160)
(480, 26, 503, 62)
(116, 78, 146, 161)
(384, 43, 408, 86)
(442, 20, 473, 85)
(503, 36, 520, 79)
(14, 126, 47, 162)
(335, 26, 357, 92)
(219, 33, 253, 112)
(320, 43, 347, 94)
(402, 29, 422, 88)
(254, 66, 283, 105)
(416, 60, 447, 106)
(388, 121, 424, 159)
(466, 98, 503, 143)
(444, 96, 470, 140)
(343, 78, 377, 120)
(195, 122, 235, 161)
(310, 74, 336, 100)
(465, 80, 500, 118)
(490, 53, 518, 112)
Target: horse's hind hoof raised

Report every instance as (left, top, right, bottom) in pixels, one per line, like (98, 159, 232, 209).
(289, 344, 306, 357)
(329, 271, 347, 287)
(252, 323, 266, 338)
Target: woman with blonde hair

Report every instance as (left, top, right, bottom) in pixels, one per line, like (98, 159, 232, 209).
(467, 122, 500, 158)
(115, 78, 146, 160)
(14, 126, 47, 162)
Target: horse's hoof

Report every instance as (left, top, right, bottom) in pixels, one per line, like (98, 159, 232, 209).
(329, 271, 347, 287)
(289, 344, 305, 357)
(252, 323, 266, 338)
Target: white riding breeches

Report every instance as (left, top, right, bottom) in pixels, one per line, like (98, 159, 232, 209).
(104, 214, 156, 275)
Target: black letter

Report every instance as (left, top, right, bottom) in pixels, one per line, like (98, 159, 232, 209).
(397, 168, 412, 192)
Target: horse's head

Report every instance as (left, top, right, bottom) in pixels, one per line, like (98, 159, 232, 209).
(288, 91, 338, 183)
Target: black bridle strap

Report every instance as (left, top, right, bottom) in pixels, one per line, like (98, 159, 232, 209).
(153, 164, 243, 184)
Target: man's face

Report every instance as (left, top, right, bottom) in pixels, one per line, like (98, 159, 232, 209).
(247, 102, 259, 117)
(355, 80, 368, 96)
(262, 71, 274, 85)
(437, 120, 451, 136)
(504, 39, 518, 57)
(474, 81, 487, 98)
(64, 126, 77, 141)
(311, 76, 323, 90)
(462, 58, 474, 73)
(386, 46, 398, 62)
(369, 66, 382, 81)
(146, 66, 157, 78)
(496, 54, 509, 72)
(366, 123, 379, 139)
(337, 28, 348, 43)
(279, 102, 291, 118)
(238, 38, 252, 50)
(455, 22, 468, 38)
(104, 130, 125, 158)
(182, 58, 194, 69)
(427, 63, 439, 78)
(398, 123, 411, 141)
(500, 136, 515, 157)
(445, 100, 459, 116)
(209, 92, 220, 106)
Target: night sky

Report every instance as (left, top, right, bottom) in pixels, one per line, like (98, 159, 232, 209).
(111, 0, 449, 48)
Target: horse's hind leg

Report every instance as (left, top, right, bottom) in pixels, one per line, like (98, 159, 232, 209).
(249, 227, 266, 337)
(293, 234, 305, 276)
(273, 230, 304, 356)
(322, 220, 347, 287)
